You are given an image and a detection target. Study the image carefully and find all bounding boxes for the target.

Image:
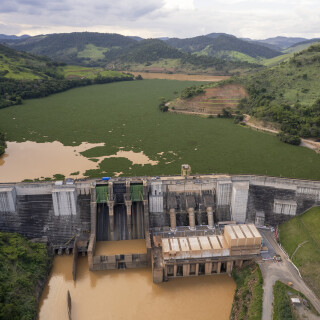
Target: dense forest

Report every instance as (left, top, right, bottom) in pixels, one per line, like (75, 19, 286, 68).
(238, 43, 320, 141)
(0, 233, 52, 320)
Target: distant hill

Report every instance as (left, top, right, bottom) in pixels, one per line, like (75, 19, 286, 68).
(284, 38, 320, 53)
(238, 42, 320, 139)
(0, 34, 30, 41)
(166, 34, 282, 60)
(256, 36, 307, 49)
(5, 32, 259, 74)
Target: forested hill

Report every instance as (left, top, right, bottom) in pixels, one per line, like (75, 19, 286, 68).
(0, 44, 64, 79)
(8, 32, 137, 65)
(4, 33, 260, 74)
(238, 43, 320, 139)
(166, 34, 282, 59)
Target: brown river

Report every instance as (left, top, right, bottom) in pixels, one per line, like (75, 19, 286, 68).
(39, 256, 236, 320)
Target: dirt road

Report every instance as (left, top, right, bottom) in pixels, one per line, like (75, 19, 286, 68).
(259, 229, 320, 320)
(244, 115, 320, 152)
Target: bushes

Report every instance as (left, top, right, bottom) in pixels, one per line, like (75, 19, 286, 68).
(277, 132, 301, 145)
(158, 97, 169, 112)
(181, 85, 205, 99)
(230, 263, 263, 320)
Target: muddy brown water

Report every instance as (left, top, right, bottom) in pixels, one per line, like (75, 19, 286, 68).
(0, 141, 157, 183)
(39, 255, 236, 320)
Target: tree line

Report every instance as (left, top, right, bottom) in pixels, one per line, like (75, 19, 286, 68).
(0, 131, 5, 156)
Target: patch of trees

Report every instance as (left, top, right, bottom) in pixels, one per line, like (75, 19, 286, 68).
(181, 85, 205, 99)
(158, 97, 169, 112)
(217, 108, 233, 118)
(0, 74, 134, 109)
(277, 132, 301, 145)
(0, 232, 53, 320)
(0, 131, 6, 156)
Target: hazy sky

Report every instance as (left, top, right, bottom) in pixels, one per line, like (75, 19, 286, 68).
(1, 0, 320, 39)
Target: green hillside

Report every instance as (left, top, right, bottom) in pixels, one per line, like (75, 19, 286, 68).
(279, 207, 320, 297)
(237, 43, 320, 139)
(0, 44, 64, 80)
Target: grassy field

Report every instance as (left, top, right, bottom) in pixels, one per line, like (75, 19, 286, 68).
(62, 65, 130, 80)
(279, 207, 320, 297)
(1, 79, 320, 179)
(230, 263, 263, 320)
(77, 44, 110, 60)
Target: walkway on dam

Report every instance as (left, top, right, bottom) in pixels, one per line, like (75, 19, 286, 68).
(259, 229, 320, 320)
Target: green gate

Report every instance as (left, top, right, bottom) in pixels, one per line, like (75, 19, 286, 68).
(130, 184, 143, 202)
(96, 186, 109, 203)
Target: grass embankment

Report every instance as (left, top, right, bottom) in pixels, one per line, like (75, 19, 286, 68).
(273, 281, 319, 320)
(0, 232, 52, 320)
(230, 263, 263, 320)
(2, 79, 320, 179)
(279, 206, 320, 297)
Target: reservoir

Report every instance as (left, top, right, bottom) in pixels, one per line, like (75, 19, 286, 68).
(39, 255, 236, 320)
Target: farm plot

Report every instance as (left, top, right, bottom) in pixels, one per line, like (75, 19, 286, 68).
(170, 84, 248, 115)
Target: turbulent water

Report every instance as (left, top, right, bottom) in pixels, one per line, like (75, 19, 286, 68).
(39, 255, 236, 320)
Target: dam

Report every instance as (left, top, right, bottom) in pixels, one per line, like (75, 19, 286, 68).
(2, 165, 320, 316)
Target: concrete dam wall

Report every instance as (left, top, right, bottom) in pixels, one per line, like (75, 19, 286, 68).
(1, 174, 320, 248)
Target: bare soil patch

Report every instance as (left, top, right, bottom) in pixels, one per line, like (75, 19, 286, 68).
(171, 84, 248, 115)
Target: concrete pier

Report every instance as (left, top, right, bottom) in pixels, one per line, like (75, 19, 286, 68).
(206, 207, 214, 229)
(169, 208, 176, 231)
(188, 208, 195, 230)
(125, 200, 132, 239)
